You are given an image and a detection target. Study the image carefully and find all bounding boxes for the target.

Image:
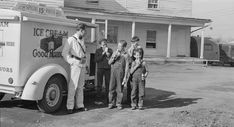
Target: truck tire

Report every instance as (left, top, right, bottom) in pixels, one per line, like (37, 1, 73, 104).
(37, 76, 65, 113)
(0, 92, 5, 100)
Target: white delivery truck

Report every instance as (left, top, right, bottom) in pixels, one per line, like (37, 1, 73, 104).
(0, 2, 98, 113)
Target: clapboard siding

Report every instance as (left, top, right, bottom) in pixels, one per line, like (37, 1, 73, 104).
(65, 0, 127, 12)
(65, 0, 192, 17)
(119, 0, 192, 17)
(97, 22, 190, 57)
(0, 0, 64, 8)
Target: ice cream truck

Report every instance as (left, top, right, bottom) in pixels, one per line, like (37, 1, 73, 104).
(0, 2, 98, 113)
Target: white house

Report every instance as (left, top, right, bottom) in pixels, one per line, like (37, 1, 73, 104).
(0, 0, 211, 58)
(63, 0, 211, 58)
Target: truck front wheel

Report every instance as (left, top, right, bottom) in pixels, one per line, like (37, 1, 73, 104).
(37, 76, 65, 113)
(0, 92, 5, 100)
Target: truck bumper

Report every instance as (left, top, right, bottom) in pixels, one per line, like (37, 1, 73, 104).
(0, 84, 15, 94)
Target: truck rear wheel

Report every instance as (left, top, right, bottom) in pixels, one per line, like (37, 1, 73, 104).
(0, 92, 5, 100)
(37, 76, 65, 113)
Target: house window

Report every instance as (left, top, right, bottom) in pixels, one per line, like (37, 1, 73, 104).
(204, 44, 213, 51)
(86, 0, 99, 4)
(107, 26, 118, 43)
(148, 0, 159, 9)
(146, 30, 156, 48)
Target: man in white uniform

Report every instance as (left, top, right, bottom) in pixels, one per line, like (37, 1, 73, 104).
(62, 23, 87, 114)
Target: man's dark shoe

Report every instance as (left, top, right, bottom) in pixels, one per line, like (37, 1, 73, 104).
(77, 107, 88, 111)
(67, 109, 73, 114)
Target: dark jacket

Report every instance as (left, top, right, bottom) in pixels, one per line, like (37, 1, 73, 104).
(95, 47, 113, 69)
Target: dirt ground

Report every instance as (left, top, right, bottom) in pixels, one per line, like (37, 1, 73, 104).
(1, 63, 234, 127)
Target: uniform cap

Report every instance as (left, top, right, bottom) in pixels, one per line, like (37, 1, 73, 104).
(131, 36, 140, 42)
(76, 23, 87, 30)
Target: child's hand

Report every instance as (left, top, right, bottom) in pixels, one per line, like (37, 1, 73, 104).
(142, 74, 146, 80)
(122, 78, 127, 86)
(104, 47, 108, 53)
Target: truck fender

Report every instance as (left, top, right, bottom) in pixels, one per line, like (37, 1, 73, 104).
(21, 64, 68, 100)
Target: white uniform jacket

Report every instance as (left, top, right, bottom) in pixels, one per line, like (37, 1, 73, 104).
(62, 34, 86, 67)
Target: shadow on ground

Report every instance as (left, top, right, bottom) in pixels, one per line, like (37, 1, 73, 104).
(144, 88, 201, 109)
(52, 90, 108, 115)
(0, 99, 38, 110)
(0, 87, 201, 115)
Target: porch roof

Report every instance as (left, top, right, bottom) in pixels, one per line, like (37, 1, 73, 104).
(63, 7, 211, 27)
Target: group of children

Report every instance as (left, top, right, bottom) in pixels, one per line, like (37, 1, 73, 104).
(108, 37, 149, 110)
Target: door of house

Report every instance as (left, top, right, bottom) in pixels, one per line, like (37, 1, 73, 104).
(190, 37, 198, 57)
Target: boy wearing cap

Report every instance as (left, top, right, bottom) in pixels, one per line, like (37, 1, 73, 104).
(126, 36, 144, 105)
(130, 48, 148, 110)
(62, 23, 88, 114)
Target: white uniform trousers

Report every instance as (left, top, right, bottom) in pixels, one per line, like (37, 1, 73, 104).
(67, 64, 85, 110)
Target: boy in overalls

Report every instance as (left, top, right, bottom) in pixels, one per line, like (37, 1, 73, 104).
(130, 48, 148, 110)
(108, 40, 129, 109)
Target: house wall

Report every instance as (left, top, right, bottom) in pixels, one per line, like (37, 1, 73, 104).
(65, 0, 128, 12)
(118, 0, 192, 17)
(0, 0, 64, 7)
(97, 21, 191, 57)
(32, 0, 64, 7)
(64, 0, 192, 17)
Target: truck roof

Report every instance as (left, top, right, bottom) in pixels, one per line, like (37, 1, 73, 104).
(0, 2, 98, 28)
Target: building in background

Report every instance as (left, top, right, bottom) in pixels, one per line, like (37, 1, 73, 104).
(63, 0, 211, 58)
(0, 0, 211, 58)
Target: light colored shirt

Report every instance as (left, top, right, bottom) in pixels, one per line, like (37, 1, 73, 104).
(62, 33, 86, 67)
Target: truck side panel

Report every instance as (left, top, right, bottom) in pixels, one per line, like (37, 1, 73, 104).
(0, 20, 20, 93)
(19, 21, 96, 88)
(19, 21, 72, 87)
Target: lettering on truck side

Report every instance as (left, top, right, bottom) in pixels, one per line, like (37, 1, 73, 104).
(32, 28, 68, 58)
(0, 66, 13, 73)
(0, 22, 9, 27)
(33, 28, 68, 37)
(33, 49, 62, 58)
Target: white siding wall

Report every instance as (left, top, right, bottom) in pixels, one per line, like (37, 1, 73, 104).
(65, 0, 192, 17)
(31, 0, 64, 7)
(0, 0, 64, 7)
(125, 0, 192, 17)
(97, 21, 132, 51)
(96, 21, 190, 57)
(65, 0, 128, 12)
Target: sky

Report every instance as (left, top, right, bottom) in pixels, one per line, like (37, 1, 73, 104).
(192, 0, 234, 41)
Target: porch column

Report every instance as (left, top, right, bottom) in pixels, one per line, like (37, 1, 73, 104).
(166, 24, 172, 58)
(91, 18, 96, 42)
(105, 19, 108, 39)
(200, 30, 204, 59)
(131, 21, 135, 37)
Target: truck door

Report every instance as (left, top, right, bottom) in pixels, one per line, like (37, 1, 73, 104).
(0, 21, 20, 94)
(0, 30, 3, 57)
